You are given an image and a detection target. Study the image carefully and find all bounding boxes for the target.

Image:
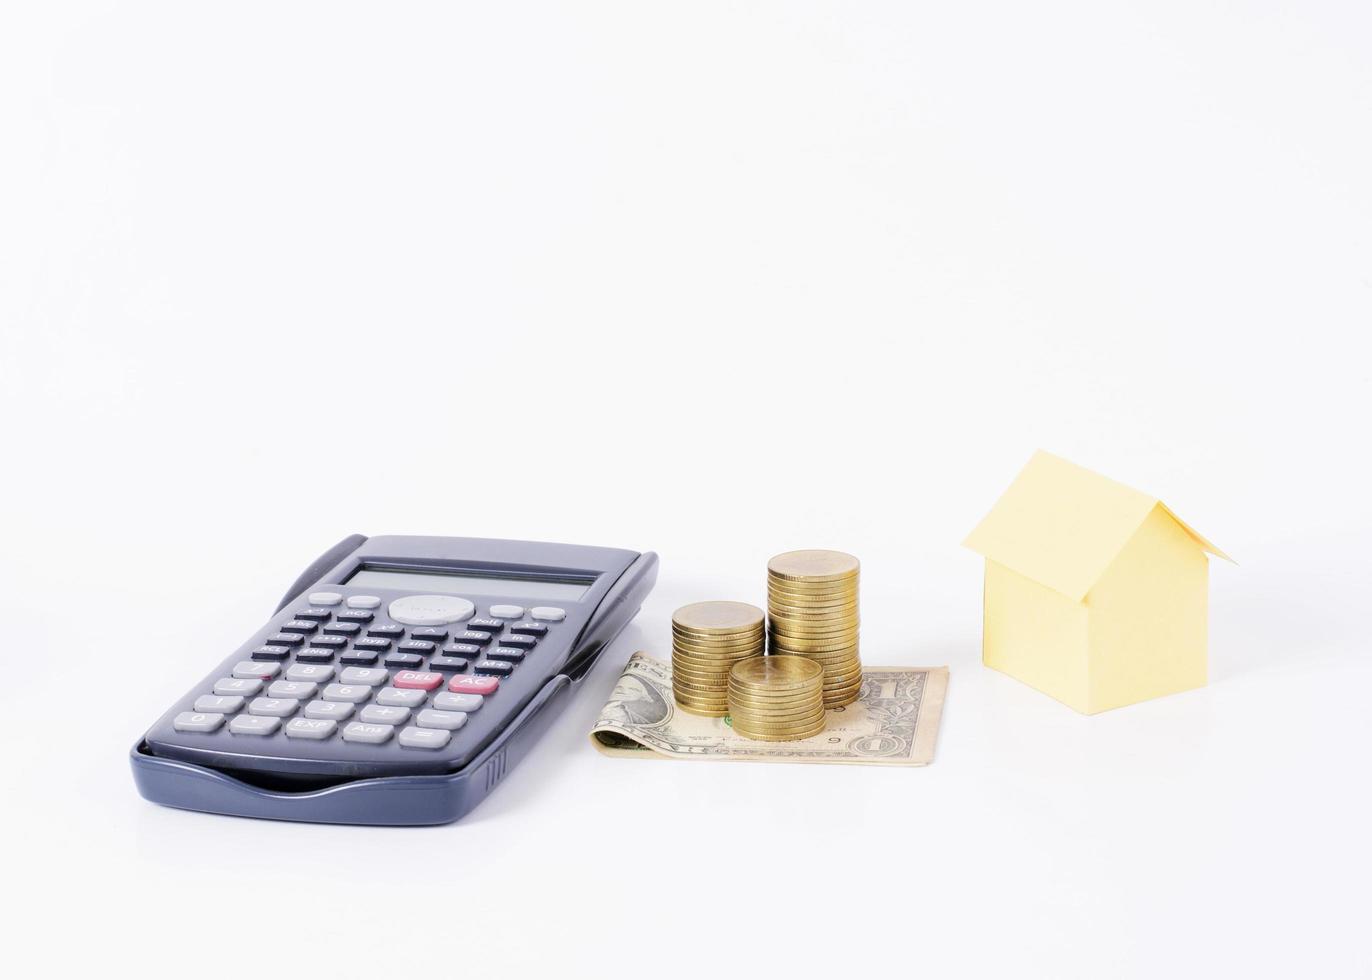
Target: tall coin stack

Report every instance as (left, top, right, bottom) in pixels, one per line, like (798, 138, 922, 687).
(671, 601, 766, 716)
(727, 655, 826, 741)
(767, 550, 863, 708)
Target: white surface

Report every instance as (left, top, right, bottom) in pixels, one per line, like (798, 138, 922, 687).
(2, 2, 1370, 977)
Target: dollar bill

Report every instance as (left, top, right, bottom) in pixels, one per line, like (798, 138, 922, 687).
(590, 652, 948, 766)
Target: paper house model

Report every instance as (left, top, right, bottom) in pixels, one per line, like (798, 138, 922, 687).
(963, 451, 1229, 714)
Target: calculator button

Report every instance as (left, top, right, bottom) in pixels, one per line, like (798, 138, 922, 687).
(410, 628, 448, 642)
(467, 619, 504, 633)
(214, 677, 263, 697)
(287, 663, 336, 682)
(449, 675, 499, 695)
(248, 697, 299, 717)
(342, 722, 393, 744)
(376, 687, 428, 708)
(267, 633, 305, 646)
(529, 607, 566, 622)
(322, 622, 362, 636)
(367, 624, 405, 638)
(474, 660, 515, 676)
(398, 640, 436, 654)
(455, 631, 494, 646)
(433, 692, 484, 712)
(294, 608, 333, 621)
(336, 609, 375, 623)
(509, 622, 549, 636)
(233, 661, 281, 679)
(340, 650, 380, 665)
(285, 718, 336, 740)
(340, 667, 388, 686)
(385, 653, 424, 668)
(304, 700, 354, 720)
(252, 645, 293, 660)
(488, 647, 526, 662)
(295, 649, 337, 664)
(398, 726, 451, 750)
(346, 595, 381, 609)
(500, 634, 538, 649)
(428, 656, 471, 671)
(393, 670, 444, 691)
(360, 705, 410, 725)
(416, 709, 468, 731)
(194, 695, 244, 714)
(308, 592, 343, 605)
(489, 604, 524, 619)
(280, 620, 319, 634)
(267, 680, 318, 699)
(229, 715, 281, 735)
(443, 643, 482, 657)
(323, 684, 373, 703)
(354, 637, 393, 651)
(174, 711, 225, 732)
(389, 594, 476, 627)
(309, 635, 349, 649)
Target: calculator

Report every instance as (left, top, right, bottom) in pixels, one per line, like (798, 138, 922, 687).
(131, 534, 658, 825)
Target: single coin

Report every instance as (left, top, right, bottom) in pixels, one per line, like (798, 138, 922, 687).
(767, 550, 860, 582)
(728, 655, 823, 690)
(672, 601, 766, 634)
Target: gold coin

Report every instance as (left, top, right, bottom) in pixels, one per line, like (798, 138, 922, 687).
(670, 672, 730, 690)
(770, 644, 859, 659)
(671, 627, 765, 645)
(767, 599, 860, 613)
(728, 655, 822, 690)
(671, 642, 763, 659)
(768, 629, 859, 644)
(671, 656, 755, 675)
(731, 723, 827, 741)
(727, 696, 823, 714)
(768, 621, 860, 635)
(672, 601, 765, 634)
(767, 550, 860, 582)
(675, 702, 728, 717)
(822, 688, 860, 706)
(766, 587, 859, 603)
(730, 708, 825, 726)
(820, 677, 864, 696)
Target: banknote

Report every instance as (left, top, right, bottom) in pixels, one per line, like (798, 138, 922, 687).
(590, 652, 948, 766)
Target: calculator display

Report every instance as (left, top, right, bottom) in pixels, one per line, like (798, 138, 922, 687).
(345, 566, 594, 601)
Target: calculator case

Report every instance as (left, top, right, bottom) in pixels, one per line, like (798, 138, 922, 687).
(131, 534, 657, 825)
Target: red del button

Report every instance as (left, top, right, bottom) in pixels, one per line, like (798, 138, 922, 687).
(393, 670, 444, 691)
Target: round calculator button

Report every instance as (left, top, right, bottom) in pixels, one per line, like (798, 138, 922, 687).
(529, 606, 567, 622)
(388, 594, 476, 627)
(346, 595, 382, 609)
(308, 591, 344, 605)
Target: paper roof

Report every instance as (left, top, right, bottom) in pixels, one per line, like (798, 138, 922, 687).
(963, 451, 1230, 603)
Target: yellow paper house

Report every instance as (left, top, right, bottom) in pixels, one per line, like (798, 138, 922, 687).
(963, 451, 1230, 714)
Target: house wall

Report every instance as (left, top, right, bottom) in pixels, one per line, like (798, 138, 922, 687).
(1086, 504, 1208, 712)
(983, 560, 1090, 710)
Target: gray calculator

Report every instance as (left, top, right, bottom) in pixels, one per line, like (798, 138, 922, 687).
(131, 534, 657, 824)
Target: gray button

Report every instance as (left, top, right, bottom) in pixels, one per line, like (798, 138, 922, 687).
(229, 715, 281, 735)
(529, 606, 566, 622)
(267, 680, 318, 699)
(376, 687, 427, 708)
(322, 683, 373, 703)
(213, 677, 263, 697)
(194, 694, 244, 714)
(433, 692, 484, 713)
(304, 700, 354, 720)
(339, 666, 388, 686)
(285, 717, 337, 740)
(342, 722, 393, 744)
(416, 709, 468, 731)
(308, 592, 343, 605)
(174, 711, 225, 732)
(388, 594, 475, 627)
(346, 595, 381, 609)
(489, 604, 524, 619)
(248, 697, 300, 717)
(359, 705, 410, 725)
(399, 726, 451, 750)
(232, 661, 280, 679)
(286, 663, 336, 683)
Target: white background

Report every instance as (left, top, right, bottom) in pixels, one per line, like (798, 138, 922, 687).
(2, 2, 1369, 977)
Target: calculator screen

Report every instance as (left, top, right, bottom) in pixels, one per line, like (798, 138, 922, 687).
(345, 566, 594, 601)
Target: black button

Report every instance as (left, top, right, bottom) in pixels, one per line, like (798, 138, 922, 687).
(337, 610, 375, 623)
(296, 649, 336, 663)
(385, 653, 424, 668)
(500, 634, 537, 649)
(267, 633, 305, 646)
(367, 624, 405, 638)
(410, 628, 448, 642)
(467, 619, 504, 632)
(309, 635, 348, 649)
(443, 643, 482, 657)
(294, 608, 333, 621)
(323, 622, 361, 636)
(488, 647, 527, 662)
(354, 637, 392, 651)
(399, 640, 436, 654)
(252, 645, 292, 661)
(509, 622, 548, 636)
(474, 659, 515, 676)
(455, 631, 493, 646)
(279, 620, 318, 634)
(428, 656, 471, 671)
(340, 650, 379, 665)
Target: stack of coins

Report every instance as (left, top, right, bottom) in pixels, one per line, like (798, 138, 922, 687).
(767, 550, 863, 708)
(727, 655, 826, 740)
(671, 601, 766, 716)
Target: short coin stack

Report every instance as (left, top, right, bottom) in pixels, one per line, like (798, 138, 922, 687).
(767, 550, 863, 708)
(671, 601, 766, 716)
(727, 655, 826, 740)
